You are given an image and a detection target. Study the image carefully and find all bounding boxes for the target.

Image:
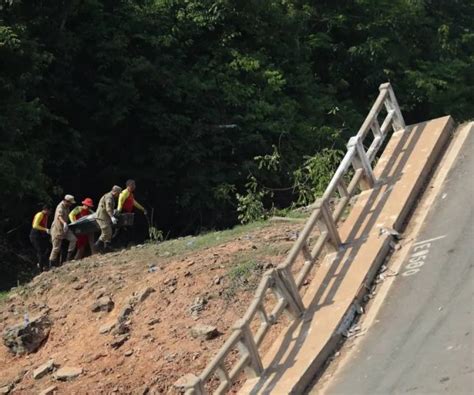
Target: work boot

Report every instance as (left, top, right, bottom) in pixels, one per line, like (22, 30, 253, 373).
(94, 240, 104, 253)
(65, 250, 75, 262)
(103, 242, 112, 253)
(75, 248, 85, 260)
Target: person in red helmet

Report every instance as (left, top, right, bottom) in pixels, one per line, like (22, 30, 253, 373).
(69, 198, 95, 259)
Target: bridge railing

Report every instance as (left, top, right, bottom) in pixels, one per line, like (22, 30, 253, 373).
(181, 82, 405, 395)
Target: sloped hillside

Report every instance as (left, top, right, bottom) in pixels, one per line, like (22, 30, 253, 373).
(0, 220, 308, 394)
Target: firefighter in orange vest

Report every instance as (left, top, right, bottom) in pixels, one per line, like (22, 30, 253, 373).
(116, 179, 147, 246)
(30, 205, 51, 271)
(69, 198, 95, 259)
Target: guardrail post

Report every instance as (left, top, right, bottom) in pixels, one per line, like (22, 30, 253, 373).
(319, 199, 342, 249)
(183, 374, 205, 395)
(347, 136, 376, 189)
(276, 266, 305, 315)
(371, 118, 382, 138)
(379, 82, 405, 131)
(233, 319, 264, 378)
(337, 180, 349, 198)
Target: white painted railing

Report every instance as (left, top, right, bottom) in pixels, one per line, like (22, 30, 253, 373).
(180, 82, 405, 395)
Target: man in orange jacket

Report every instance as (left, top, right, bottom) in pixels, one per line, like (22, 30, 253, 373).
(30, 205, 51, 271)
(69, 197, 95, 259)
(116, 179, 147, 247)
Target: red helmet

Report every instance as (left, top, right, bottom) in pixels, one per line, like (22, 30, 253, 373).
(82, 198, 94, 208)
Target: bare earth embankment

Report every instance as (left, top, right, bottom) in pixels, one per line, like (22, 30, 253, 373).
(0, 220, 308, 394)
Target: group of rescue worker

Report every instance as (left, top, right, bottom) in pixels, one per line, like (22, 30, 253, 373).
(29, 179, 147, 271)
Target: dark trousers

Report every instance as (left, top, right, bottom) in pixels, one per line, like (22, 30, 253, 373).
(29, 230, 50, 270)
(114, 226, 135, 248)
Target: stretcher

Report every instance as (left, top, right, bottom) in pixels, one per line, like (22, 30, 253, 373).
(68, 213, 134, 236)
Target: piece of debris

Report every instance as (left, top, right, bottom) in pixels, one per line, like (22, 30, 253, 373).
(117, 304, 134, 324)
(33, 359, 56, 380)
(163, 277, 177, 286)
(110, 334, 129, 349)
(3, 314, 52, 355)
(379, 227, 402, 239)
(39, 385, 58, 395)
(190, 324, 219, 340)
(113, 322, 130, 335)
(137, 287, 155, 303)
(54, 366, 82, 381)
(91, 296, 114, 313)
(173, 374, 199, 392)
(389, 240, 402, 250)
(355, 304, 364, 314)
(189, 296, 207, 316)
(147, 318, 161, 326)
(164, 352, 177, 362)
(13, 369, 27, 385)
(0, 384, 13, 395)
(375, 273, 386, 283)
(286, 231, 299, 241)
(124, 349, 133, 357)
(95, 288, 106, 299)
(99, 322, 116, 335)
(342, 324, 367, 339)
(213, 276, 222, 285)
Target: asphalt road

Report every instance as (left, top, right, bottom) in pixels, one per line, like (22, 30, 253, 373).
(321, 130, 474, 395)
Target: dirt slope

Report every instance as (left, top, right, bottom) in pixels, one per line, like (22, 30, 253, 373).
(0, 221, 305, 394)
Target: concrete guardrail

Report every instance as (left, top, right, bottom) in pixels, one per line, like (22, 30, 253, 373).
(180, 82, 405, 395)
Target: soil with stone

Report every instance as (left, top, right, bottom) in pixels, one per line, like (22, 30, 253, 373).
(0, 221, 310, 394)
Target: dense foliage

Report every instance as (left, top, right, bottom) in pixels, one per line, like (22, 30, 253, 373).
(1, 0, 473, 288)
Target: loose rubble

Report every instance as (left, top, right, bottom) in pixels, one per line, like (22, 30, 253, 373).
(3, 314, 52, 355)
(190, 325, 219, 340)
(54, 366, 83, 381)
(39, 385, 58, 395)
(91, 296, 114, 312)
(33, 359, 56, 380)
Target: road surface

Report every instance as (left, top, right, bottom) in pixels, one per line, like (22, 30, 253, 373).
(319, 129, 473, 394)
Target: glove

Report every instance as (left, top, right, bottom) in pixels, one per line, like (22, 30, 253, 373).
(143, 209, 148, 216)
(114, 209, 120, 215)
(111, 217, 118, 225)
(46, 229, 51, 235)
(63, 224, 69, 232)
